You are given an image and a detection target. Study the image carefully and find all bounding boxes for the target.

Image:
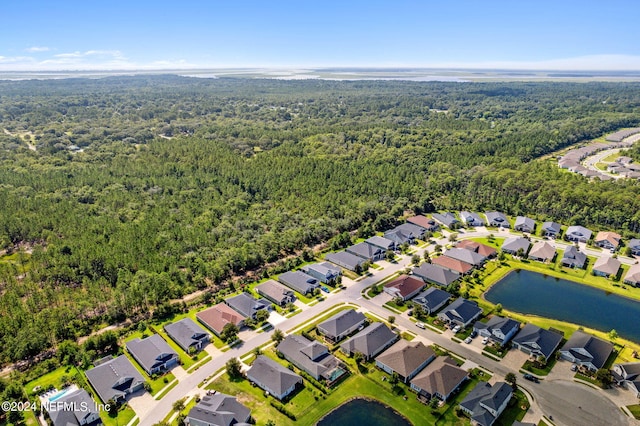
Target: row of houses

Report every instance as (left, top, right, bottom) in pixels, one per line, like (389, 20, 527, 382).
(557, 135, 638, 180)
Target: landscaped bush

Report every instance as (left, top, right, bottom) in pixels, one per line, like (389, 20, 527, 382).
(270, 401, 296, 420)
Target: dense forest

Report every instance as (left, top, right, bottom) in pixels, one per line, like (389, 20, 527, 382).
(1, 76, 640, 363)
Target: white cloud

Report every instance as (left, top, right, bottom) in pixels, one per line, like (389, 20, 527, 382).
(25, 46, 50, 52)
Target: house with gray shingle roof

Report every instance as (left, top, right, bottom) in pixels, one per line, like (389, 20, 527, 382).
(225, 293, 271, 320)
(341, 322, 398, 360)
(559, 330, 613, 371)
(561, 246, 587, 269)
(628, 238, 640, 256)
(432, 212, 459, 229)
(623, 263, 640, 287)
(302, 262, 341, 284)
(612, 362, 640, 398)
(46, 388, 101, 426)
(528, 241, 556, 262)
(346, 242, 385, 261)
(413, 287, 452, 315)
(459, 382, 513, 426)
(512, 324, 564, 361)
(375, 340, 435, 383)
(317, 309, 366, 342)
(278, 270, 320, 295)
(473, 316, 521, 346)
(384, 226, 417, 246)
(246, 356, 302, 401)
(459, 211, 485, 227)
(185, 393, 251, 426)
(592, 256, 621, 278)
(444, 247, 486, 266)
(325, 251, 365, 272)
(85, 355, 145, 404)
(501, 237, 531, 256)
(126, 334, 179, 375)
(565, 225, 592, 243)
(514, 216, 535, 233)
(365, 235, 397, 251)
(485, 212, 510, 228)
(164, 318, 211, 353)
(256, 280, 296, 307)
(410, 356, 468, 402)
(277, 334, 346, 383)
(437, 298, 482, 328)
(412, 263, 460, 287)
(542, 221, 562, 238)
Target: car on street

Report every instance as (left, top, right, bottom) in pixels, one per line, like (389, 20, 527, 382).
(416, 322, 425, 329)
(464, 337, 472, 344)
(481, 336, 489, 345)
(523, 373, 539, 383)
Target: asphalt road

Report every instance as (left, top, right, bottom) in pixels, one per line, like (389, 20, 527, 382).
(138, 229, 637, 426)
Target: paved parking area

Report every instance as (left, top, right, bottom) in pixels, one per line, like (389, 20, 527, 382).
(501, 348, 530, 372)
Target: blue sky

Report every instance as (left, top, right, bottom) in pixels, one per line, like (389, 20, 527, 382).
(1, 0, 639, 70)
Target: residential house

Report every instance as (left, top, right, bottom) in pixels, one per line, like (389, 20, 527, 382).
(443, 247, 485, 267)
(317, 309, 366, 343)
(485, 212, 510, 228)
(628, 238, 640, 256)
(413, 287, 452, 315)
(406, 215, 439, 232)
(410, 356, 468, 402)
(412, 263, 460, 287)
(437, 298, 483, 328)
(325, 251, 366, 272)
(528, 241, 556, 262)
(185, 393, 251, 426)
(559, 330, 614, 371)
(473, 316, 521, 346)
(126, 334, 179, 375)
(346, 242, 385, 261)
(302, 262, 341, 284)
(46, 388, 100, 426)
(514, 216, 536, 233)
(164, 318, 211, 353)
(278, 270, 320, 295)
(246, 356, 302, 401)
(592, 256, 621, 278)
(459, 382, 513, 426)
(85, 355, 145, 404)
(623, 263, 640, 287)
(432, 255, 473, 275)
(459, 211, 485, 227)
(541, 221, 562, 238)
(456, 240, 497, 259)
(565, 225, 593, 243)
(341, 322, 398, 360)
(511, 324, 564, 361)
(375, 340, 436, 383)
(277, 334, 346, 383)
(612, 362, 640, 397)
(594, 231, 622, 251)
(256, 279, 296, 307)
(501, 237, 531, 256)
(196, 303, 245, 337)
(225, 293, 271, 320)
(365, 235, 397, 252)
(432, 212, 459, 229)
(384, 226, 417, 246)
(561, 246, 587, 269)
(383, 274, 425, 301)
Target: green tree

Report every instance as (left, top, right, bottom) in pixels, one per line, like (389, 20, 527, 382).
(388, 316, 395, 324)
(596, 368, 612, 387)
(220, 323, 239, 343)
(505, 372, 517, 390)
(272, 329, 285, 344)
(608, 329, 619, 342)
(226, 357, 243, 380)
(411, 254, 421, 265)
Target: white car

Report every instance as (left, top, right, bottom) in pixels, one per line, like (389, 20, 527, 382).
(464, 337, 472, 344)
(452, 325, 461, 333)
(482, 336, 489, 345)
(416, 322, 425, 329)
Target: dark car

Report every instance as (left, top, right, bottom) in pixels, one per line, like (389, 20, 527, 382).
(523, 373, 539, 383)
(470, 330, 478, 338)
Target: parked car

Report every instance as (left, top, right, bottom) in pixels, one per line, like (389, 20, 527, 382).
(321, 286, 330, 293)
(481, 336, 489, 345)
(416, 322, 426, 329)
(464, 337, 472, 344)
(452, 325, 461, 333)
(570, 364, 578, 372)
(470, 330, 478, 338)
(523, 373, 539, 383)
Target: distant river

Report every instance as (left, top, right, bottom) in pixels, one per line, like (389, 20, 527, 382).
(316, 398, 411, 426)
(485, 269, 640, 343)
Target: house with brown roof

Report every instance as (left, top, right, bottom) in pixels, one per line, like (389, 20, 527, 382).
(406, 215, 439, 231)
(432, 255, 473, 275)
(456, 240, 497, 258)
(594, 231, 622, 251)
(375, 340, 436, 383)
(196, 303, 245, 337)
(383, 274, 425, 301)
(410, 356, 468, 401)
(592, 256, 621, 278)
(256, 279, 296, 307)
(623, 263, 640, 287)
(528, 241, 556, 263)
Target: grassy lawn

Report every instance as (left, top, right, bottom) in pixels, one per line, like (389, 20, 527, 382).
(483, 344, 509, 359)
(470, 236, 505, 249)
(574, 372, 602, 387)
(24, 366, 71, 395)
(627, 404, 640, 420)
(100, 405, 136, 426)
(521, 355, 558, 376)
(383, 299, 409, 313)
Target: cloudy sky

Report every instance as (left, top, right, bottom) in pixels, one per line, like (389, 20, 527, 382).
(2, 0, 639, 71)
